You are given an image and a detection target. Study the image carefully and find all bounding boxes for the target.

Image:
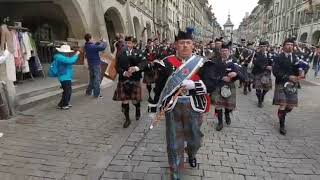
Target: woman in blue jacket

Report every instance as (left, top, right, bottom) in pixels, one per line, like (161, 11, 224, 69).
(54, 45, 80, 110)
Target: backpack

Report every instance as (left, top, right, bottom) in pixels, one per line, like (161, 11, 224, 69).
(48, 58, 66, 77)
(48, 59, 59, 77)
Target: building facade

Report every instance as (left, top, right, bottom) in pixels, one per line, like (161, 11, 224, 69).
(237, 0, 320, 46)
(0, 0, 221, 52)
(223, 13, 234, 41)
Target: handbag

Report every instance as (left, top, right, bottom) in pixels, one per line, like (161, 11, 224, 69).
(221, 85, 232, 98)
(104, 54, 117, 81)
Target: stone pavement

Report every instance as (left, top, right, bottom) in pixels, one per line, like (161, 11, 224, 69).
(305, 68, 320, 85)
(0, 82, 319, 180)
(102, 82, 320, 180)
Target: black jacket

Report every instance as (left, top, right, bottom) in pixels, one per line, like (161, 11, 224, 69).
(273, 53, 300, 85)
(252, 52, 273, 75)
(116, 48, 146, 82)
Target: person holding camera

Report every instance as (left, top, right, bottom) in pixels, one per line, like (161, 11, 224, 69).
(112, 36, 147, 128)
(54, 45, 80, 110)
(84, 33, 107, 98)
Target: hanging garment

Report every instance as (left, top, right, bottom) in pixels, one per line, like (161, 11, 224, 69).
(0, 24, 14, 53)
(11, 30, 23, 69)
(6, 51, 16, 82)
(0, 50, 16, 81)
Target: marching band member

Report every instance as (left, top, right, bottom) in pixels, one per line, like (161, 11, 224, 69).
(112, 36, 146, 128)
(214, 43, 245, 131)
(272, 38, 308, 135)
(252, 41, 273, 108)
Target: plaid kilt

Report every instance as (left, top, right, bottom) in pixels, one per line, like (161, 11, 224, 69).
(143, 70, 156, 84)
(215, 83, 236, 110)
(165, 97, 203, 173)
(253, 73, 272, 90)
(273, 84, 298, 107)
(113, 81, 142, 101)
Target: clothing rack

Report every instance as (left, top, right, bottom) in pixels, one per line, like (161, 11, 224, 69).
(7, 26, 29, 32)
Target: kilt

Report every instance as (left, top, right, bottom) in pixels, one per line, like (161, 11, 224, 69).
(273, 84, 298, 107)
(240, 66, 253, 82)
(165, 97, 203, 174)
(253, 73, 272, 90)
(215, 83, 236, 110)
(113, 81, 142, 101)
(142, 70, 156, 84)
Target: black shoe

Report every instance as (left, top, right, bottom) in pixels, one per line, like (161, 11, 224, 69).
(123, 120, 131, 128)
(216, 124, 223, 131)
(279, 117, 286, 135)
(258, 101, 263, 108)
(136, 113, 141, 121)
(134, 103, 141, 121)
(188, 157, 197, 168)
(225, 116, 231, 125)
(244, 89, 248, 95)
(280, 127, 287, 135)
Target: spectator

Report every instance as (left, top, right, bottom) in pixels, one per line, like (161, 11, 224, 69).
(54, 45, 80, 110)
(84, 33, 107, 98)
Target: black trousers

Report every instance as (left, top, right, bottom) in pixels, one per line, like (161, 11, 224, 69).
(58, 80, 72, 107)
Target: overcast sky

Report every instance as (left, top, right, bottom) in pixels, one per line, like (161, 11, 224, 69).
(208, 0, 259, 29)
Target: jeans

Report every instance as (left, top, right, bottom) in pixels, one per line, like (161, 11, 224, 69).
(315, 63, 320, 77)
(86, 65, 101, 97)
(58, 80, 72, 107)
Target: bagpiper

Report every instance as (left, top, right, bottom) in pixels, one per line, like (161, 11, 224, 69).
(132, 30, 223, 180)
(214, 42, 245, 131)
(143, 39, 157, 102)
(112, 36, 146, 128)
(272, 38, 308, 135)
(236, 41, 255, 94)
(252, 41, 273, 108)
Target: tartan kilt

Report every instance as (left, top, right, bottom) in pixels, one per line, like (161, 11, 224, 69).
(215, 83, 236, 110)
(143, 70, 156, 84)
(272, 84, 298, 107)
(113, 81, 142, 101)
(253, 73, 272, 90)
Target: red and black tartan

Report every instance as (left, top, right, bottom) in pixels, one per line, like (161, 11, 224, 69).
(113, 81, 142, 101)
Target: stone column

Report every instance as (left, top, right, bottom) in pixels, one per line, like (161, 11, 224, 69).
(89, 0, 111, 52)
(126, 0, 135, 36)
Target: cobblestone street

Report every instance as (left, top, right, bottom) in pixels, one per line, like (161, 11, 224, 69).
(0, 82, 320, 180)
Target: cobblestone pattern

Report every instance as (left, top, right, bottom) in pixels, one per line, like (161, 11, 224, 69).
(102, 84, 320, 180)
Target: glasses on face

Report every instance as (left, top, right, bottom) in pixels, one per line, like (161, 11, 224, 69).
(260, 45, 267, 48)
(178, 40, 193, 45)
